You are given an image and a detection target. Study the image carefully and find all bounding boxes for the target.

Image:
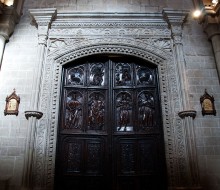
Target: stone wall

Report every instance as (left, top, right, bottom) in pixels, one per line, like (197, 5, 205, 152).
(0, 0, 219, 190)
(184, 16, 220, 190)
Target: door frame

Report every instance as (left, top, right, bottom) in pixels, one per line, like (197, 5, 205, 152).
(30, 11, 195, 190)
(40, 44, 180, 189)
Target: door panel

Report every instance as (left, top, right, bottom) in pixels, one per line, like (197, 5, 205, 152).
(55, 55, 166, 190)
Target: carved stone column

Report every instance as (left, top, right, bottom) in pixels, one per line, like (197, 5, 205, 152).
(21, 8, 57, 190)
(163, 9, 202, 190)
(0, 35, 6, 65)
(202, 15, 220, 81)
(0, 6, 19, 69)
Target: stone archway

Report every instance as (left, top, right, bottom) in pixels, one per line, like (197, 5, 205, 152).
(37, 43, 183, 190)
(23, 9, 201, 190)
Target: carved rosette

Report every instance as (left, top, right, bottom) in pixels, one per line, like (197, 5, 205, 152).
(24, 111, 43, 120)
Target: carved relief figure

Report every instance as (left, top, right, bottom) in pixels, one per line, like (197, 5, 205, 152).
(67, 66, 84, 85)
(138, 92, 154, 127)
(137, 67, 153, 85)
(90, 64, 104, 86)
(88, 93, 105, 130)
(115, 63, 131, 86)
(117, 92, 132, 131)
(66, 92, 82, 129)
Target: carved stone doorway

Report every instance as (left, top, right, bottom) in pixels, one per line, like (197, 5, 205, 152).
(54, 55, 167, 190)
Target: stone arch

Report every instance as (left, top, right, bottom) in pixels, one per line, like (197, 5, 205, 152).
(36, 43, 182, 189)
(48, 38, 172, 65)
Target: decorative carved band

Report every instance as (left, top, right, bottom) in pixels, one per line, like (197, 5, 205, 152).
(178, 110, 197, 119)
(24, 111, 43, 120)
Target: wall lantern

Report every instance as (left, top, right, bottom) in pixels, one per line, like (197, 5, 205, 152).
(192, 0, 220, 19)
(0, 0, 14, 6)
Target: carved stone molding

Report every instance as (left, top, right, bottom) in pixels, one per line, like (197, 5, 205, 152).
(27, 9, 194, 190)
(43, 46, 179, 190)
(41, 44, 186, 190)
(24, 111, 43, 120)
(178, 110, 197, 119)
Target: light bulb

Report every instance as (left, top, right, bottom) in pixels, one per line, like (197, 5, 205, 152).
(193, 10, 202, 18)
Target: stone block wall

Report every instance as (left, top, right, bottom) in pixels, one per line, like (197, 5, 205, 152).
(0, 8, 38, 189)
(184, 16, 220, 190)
(0, 0, 220, 190)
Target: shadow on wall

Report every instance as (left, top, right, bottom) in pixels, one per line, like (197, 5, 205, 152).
(0, 177, 10, 190)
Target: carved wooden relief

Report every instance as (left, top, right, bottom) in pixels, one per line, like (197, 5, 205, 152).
(55, 56, 166, 190)
(66, 66, 85, 86)
(115, 62, 132, 86)
(138, 91, 155, 128)
(136, 66, 154, 86)
(65, 141, 82, 173)
(89, 63, 105, 86)
(65, 90, 83, 129)
(86, 141, 104, 174)
(119, 141, 135, 173)
(88, 91, 105, 131)
(139, 139, 156, 173)
(116, 91, 133, 132)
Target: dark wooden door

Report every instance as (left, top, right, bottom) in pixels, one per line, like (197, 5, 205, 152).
(55, 55, 167, 190)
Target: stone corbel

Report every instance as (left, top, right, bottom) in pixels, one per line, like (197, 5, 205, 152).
(178, 110, 197, 119)
(162, 8, 189, 45)
(24, 111, 43, 120)
(29, 8, 57, 46)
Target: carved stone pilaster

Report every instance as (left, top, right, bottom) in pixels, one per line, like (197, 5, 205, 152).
(24, 111, 43, 120)
(163, 9, 202, 190)
(163, 8, 190, 111)
(21, 8, 57, 190)
(29, 8, 57, 46)
(28, 8, 57, 110)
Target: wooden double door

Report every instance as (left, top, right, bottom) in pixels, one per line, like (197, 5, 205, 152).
(55, 55, 167, 190)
